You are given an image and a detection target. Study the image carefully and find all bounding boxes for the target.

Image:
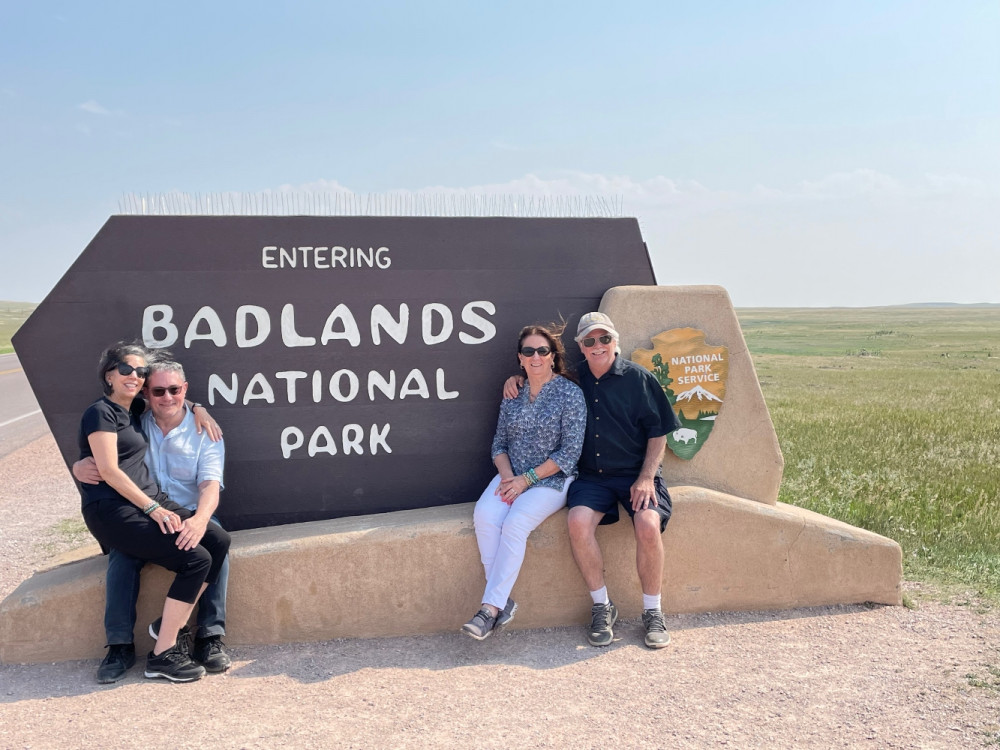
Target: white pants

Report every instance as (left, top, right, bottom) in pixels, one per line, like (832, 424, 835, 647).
(473, 474, 573, 610)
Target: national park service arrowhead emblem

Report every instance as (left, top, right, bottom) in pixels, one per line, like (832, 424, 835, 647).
(632, 328, 728, 460)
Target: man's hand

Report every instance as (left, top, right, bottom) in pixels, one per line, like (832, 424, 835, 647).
(175, 515, 210, 550)
(630, 476, 657, 512)
(72, 456, 103, 485)
(502, 376, 524, 400)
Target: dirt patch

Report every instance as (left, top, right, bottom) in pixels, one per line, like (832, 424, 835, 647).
(2, 436, 998, 749)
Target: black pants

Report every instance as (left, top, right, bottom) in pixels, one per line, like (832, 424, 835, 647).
(83, 495, 231, 604)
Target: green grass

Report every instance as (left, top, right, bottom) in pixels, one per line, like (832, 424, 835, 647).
(0, 300, 37, 354)
(739, 306, 1000, 599)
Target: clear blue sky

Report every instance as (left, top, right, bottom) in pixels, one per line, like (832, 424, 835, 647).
(2, 1, 997, 305)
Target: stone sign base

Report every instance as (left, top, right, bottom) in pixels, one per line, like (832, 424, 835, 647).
(1, 487, 901, 664)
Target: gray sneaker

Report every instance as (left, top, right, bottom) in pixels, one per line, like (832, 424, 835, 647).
(587, 601, 618, 646)
(461, 608, 498, 640)
(642, 608, 671, 649)
(495, 598, 518, 632)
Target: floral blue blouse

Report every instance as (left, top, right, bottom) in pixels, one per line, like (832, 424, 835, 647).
(490, 375, 587, 491)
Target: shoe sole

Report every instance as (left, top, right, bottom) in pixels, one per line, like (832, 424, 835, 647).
(644, 635, 671, 649)
(143, 669, 205, 683)
(587, 608, 619, 647)
(200, 660, 232, 673)
(96, 669, 132, 684)
(461, 625, 493, 641)
(494, 601, 518, 632)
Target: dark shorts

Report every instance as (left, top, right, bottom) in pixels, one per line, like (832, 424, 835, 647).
(567, 474, 672, 532)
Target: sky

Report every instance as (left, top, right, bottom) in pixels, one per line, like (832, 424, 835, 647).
(1, 1, 997, 307)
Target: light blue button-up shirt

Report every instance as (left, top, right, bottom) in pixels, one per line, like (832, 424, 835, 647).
(142, 406, 225, 511)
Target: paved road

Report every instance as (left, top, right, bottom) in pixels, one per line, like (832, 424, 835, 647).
(0, 353, 48, 459)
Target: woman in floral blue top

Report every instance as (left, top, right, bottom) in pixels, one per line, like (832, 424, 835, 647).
(462, 324, 587, 640)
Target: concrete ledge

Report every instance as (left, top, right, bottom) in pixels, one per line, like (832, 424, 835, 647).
(0, 487, 901, 664)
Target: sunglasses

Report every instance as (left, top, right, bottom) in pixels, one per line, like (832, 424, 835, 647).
(519, 346, 553, 357)
(111, 363, 151, 379)
(581, 334, 614, 348)
(149, 385, 184, 397)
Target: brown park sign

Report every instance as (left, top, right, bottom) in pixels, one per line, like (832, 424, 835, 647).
(14, 216, 656, 530)
(632, 328, 728, 460)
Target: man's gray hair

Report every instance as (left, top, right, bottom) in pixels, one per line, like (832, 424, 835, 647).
(148, 353, 185, 381)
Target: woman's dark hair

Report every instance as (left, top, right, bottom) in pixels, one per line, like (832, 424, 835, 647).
(517, 322, 576, 382)
(98, 341, 150, 396)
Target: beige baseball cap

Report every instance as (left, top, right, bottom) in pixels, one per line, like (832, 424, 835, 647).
(575, 311, 619, 342)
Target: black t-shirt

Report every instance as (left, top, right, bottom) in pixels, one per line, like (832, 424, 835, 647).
(78, 397, 157, 507)
(576, 355, 680, 477)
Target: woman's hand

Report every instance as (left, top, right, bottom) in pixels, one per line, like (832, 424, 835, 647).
(152, 506, 180, 535)
(497, 474, 529, 505)
(192, 405, 223, 441)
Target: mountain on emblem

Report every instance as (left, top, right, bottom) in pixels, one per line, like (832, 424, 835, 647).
(675, 385, 723, 403)
(631, 328, 729, 460)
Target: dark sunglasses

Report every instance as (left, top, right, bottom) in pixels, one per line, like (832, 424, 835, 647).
(519, 346, 552, 357)
(581, 334, 614, 348)
(149, 385, 184, 397)
(111, 363, 151, 379)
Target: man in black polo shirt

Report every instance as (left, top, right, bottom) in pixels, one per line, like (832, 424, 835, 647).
(567, 312, 679, 648)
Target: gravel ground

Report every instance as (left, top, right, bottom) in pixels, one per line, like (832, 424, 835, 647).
(2, 435, 999, 749)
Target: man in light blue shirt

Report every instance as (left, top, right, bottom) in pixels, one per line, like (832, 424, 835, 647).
(75, 358, 231, 682)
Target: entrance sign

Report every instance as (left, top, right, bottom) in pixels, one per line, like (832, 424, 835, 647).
(632, 328, 728, 460)
(15, 216, 656, 529)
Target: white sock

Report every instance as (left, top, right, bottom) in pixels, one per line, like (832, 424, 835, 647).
(643, 593, 661, 611)
(590, 586, 609, 605)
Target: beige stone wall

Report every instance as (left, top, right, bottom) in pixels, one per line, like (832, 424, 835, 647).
(600, 285, 783, 504)
(1, 488, 901, 664)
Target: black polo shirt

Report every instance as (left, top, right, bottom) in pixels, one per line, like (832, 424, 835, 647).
(576, 355, 679, 478)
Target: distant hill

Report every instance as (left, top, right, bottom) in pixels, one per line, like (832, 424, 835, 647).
(897, 302, 1000, 308)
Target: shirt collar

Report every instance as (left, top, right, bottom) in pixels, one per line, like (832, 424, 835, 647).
(578, 354, 625, 380)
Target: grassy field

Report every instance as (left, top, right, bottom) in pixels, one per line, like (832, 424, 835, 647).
(739, 306, 1000, 598)
(4, 302, 998, 595)
(0, 301, 37, 354)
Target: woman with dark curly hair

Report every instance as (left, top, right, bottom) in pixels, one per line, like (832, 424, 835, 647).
(78, 342, 230, 682)
(462, 324, 586, 640)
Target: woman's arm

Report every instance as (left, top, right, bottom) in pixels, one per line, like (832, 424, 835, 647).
(189, 402, 222, 441)
(87, 432, 178, 532)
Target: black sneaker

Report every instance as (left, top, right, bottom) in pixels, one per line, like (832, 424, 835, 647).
(143, 645, 206, 682)
(642, 608, 671, 649)
(148, 617, 192, 655)
(96, 643, 135, 684)
(193, 635, 232, 673)
(461, 608, 498, 640)
(494, 598, 518, 632)
(587, 601, 618, 647)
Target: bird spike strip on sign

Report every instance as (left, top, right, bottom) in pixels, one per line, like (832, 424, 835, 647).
(15, 216, 656, 530)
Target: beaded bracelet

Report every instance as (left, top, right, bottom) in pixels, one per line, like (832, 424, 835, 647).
(143, 501, 161, 516)
(528, 468, 540, 485)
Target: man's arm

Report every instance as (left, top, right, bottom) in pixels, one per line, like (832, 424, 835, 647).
(175, 479, 220, 551)
(630, 434, 667, 511)
(72, 456, 103, 484)
(175, 431, 225, 550)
